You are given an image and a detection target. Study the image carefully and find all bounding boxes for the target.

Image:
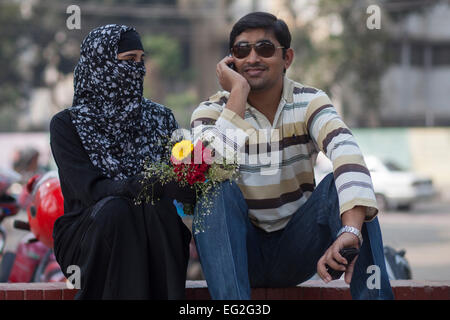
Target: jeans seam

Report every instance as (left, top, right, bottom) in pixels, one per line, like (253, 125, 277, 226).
(223, 204, 244, 299)
(223, 183, 247, 299)
(195, 182, 247, 299)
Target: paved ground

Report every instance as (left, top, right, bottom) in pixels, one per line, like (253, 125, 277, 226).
(378, 199, 450, 280)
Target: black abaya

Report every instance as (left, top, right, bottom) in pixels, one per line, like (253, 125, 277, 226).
(50, 109, 191, 299)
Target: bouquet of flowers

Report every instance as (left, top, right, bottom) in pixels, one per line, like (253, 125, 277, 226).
(135, 137, 239, 233)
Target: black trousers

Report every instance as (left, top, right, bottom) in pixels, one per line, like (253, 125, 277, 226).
(53, 195, 191, 299)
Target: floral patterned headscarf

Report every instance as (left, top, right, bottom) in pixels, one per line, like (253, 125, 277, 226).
(69, 24, 177, 180)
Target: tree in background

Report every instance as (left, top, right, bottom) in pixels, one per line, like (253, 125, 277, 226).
(142, 34, 183, 100)
(0, 0, 197, 131)
(0, 3, 27, 131)
(324, 0, 390, 127)
(287, 0, 391, 127)
(0, 1, 76, 131)
(142, 34, 196, 128)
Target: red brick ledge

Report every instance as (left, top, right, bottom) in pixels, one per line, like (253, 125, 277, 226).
(0, 280, 449, 300)
(0, 282, 77, 300)
(186, 280, 450, 300)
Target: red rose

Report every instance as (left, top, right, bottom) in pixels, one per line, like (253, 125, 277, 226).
(171, 140, 211, 186)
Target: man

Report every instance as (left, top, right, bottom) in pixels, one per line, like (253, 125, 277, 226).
(190, 12, 393, 300)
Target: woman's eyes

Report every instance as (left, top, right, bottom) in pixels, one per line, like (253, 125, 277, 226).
(118, 54, 145, 63)
(123, 56, 144, 62)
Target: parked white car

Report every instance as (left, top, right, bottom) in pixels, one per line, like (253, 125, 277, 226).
(314, 153, 436, 211)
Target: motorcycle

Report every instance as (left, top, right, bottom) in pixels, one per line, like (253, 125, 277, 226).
(0, 170, 65, 283)
(0, 169, 21, 277)
(384, 245, 412, 280)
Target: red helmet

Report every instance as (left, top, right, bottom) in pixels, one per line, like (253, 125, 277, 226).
(26, 171, 64, 248)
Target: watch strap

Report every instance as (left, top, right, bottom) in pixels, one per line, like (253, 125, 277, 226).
(336, 225, 363, 246)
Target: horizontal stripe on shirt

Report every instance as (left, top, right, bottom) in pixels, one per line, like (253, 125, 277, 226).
(244, 183, 315, 210)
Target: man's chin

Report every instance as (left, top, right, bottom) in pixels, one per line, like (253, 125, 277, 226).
(247, 79, 268, 91)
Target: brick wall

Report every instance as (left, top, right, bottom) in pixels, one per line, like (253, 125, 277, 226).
(0, 280, 449, 300)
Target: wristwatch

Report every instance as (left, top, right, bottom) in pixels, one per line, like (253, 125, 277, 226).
(336, 225, 363, 246)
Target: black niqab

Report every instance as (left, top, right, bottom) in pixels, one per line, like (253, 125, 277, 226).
(118, 29, 144, 53)
(69, 24, 173, 180)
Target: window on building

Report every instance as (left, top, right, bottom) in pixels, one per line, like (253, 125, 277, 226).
(410, 43, 425, 66)
(433, 44, 450, 66)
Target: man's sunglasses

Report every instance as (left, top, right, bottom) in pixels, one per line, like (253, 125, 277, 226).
(231, 40, 284, 59)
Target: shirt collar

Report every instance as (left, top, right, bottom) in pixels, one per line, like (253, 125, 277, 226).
(282, 75, 295, 104)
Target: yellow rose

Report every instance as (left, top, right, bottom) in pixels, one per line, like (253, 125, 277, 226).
(171, 140, 194, 161)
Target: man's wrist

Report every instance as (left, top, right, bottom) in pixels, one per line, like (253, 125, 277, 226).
(231, 80, 250, 96)
(341, 206, 366, 231)
(337, 225, 363, 246)
(227, 84, 249, 118)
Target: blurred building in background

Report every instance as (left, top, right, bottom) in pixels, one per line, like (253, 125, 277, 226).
(382, 0, 450, 127)
(2, 0, 450, 131)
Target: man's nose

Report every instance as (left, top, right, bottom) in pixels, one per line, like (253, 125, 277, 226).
(246, 47, 261, 64)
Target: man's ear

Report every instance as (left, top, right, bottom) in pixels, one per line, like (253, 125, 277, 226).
(284, 48, 294, 71)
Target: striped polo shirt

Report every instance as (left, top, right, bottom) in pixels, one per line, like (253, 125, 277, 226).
(190, 76, 378, 232)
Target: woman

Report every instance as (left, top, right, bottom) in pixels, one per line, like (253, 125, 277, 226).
(49, 24, 194, 299)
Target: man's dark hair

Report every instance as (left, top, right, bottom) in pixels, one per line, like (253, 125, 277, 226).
(229, 12, 291, 58)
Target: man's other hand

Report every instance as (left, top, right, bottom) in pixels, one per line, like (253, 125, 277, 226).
(316, 232, 360, 284)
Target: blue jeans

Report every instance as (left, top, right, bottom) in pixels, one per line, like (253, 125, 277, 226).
(193, 173, 394, 300)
